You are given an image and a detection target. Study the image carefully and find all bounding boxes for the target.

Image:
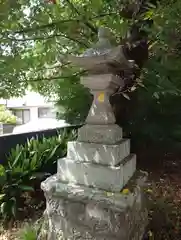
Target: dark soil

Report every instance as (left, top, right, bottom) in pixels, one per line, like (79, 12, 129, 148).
(138, 147, 181, 240)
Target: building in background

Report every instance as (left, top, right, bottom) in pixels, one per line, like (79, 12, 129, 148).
(0, 91, 56, 125)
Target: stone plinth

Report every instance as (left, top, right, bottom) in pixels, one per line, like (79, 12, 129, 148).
(41, 171, 148, 240)
(67, 140, 130, 165)
(77, 124, 123, 144)
(57, 154, 136, 192)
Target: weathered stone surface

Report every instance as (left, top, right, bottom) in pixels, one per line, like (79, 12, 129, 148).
(86, 93, 116, 124)
(123, 154, 137, 186)
(42, 173, 145, 207)
(67, 139, 130, 166)
(81, 74, 121, 93)
(81, 74, 121, 125)
(78, 124, 123, 144)
(41, 171, 148, 240)
(57, 154, 136, 192)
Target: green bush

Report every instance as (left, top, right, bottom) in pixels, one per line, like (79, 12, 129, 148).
(120, 89, 181, 151)
(0, 105, 17, 124)
(0, 129, 76, 222)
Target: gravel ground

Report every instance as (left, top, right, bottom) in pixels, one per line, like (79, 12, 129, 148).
(0, 211, 43, 240)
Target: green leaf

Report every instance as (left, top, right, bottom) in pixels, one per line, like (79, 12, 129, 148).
(0, 202, 6, 214)
(46, 145, 59, 161)
(0, 165, 5, 176)
(19, 185, 34, 192)
(122, 93, 130, 100)
(12, 150, 23, 168)
(0, 194, 5, 201)
(30, 172, 50, 180)
(11, 203, 16, 218)
(30, 154, 38, 170)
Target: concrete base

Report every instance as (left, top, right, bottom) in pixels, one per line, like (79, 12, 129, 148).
(41, 171, 148, 240)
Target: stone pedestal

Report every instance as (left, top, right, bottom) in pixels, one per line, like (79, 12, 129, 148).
(42, 172, 147, 240)
(41, 73, 148, 239)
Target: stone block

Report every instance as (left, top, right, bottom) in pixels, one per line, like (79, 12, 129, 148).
(78, 124, 123, 144)
(41, 171, 148, 240)
(81, 74, 121, 92)
(57, 154, 136, 192)
(86, 101, 116, 125)
(67, 139, 130, 166)
(122, 154, 137, 186)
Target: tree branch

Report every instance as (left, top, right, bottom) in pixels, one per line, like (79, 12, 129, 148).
(36, 62, 71, 71)
(3, 33, 89, 47)
(13, 19, 79, 34)
(64, 0, 97, 34)
(5, 12, 115, 36)
(24, 70, 87, 83)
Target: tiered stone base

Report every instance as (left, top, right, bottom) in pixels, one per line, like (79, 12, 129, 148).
(41, 171, 148, 240)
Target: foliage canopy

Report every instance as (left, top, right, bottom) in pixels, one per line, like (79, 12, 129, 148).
(1, 0, 180, 96)
(1, 0, 181, 144)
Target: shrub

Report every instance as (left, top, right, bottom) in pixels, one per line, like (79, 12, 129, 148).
(0, 105, 17, 124)
(0, 129, 76, 222)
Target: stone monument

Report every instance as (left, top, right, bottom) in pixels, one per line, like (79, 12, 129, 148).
(41, 27, 148, 240)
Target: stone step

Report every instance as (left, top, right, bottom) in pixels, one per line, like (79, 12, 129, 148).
(67, 139, 130, 166)
(78, 124, 123, 144)
(57, 154, 136, 192)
